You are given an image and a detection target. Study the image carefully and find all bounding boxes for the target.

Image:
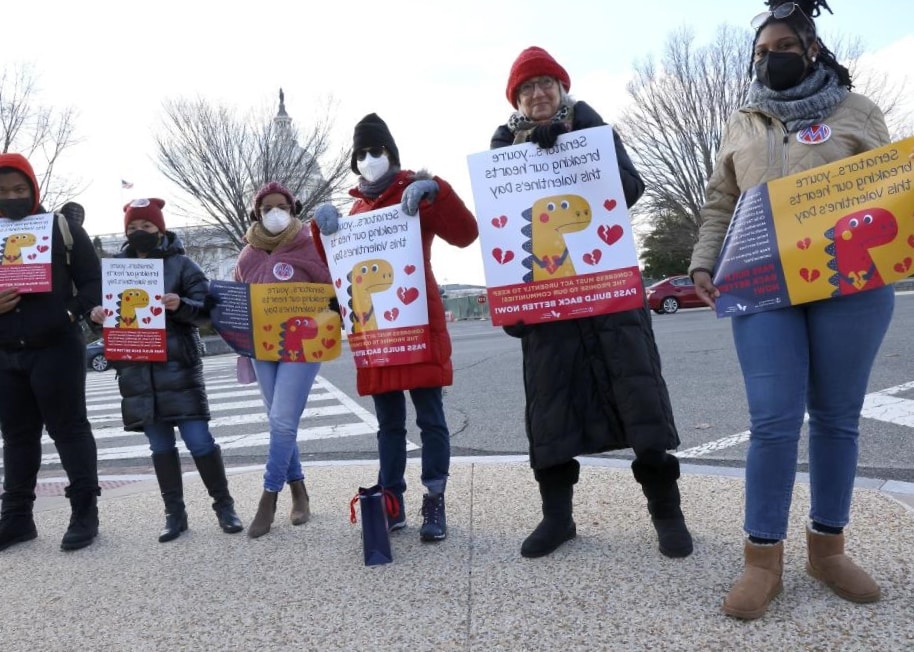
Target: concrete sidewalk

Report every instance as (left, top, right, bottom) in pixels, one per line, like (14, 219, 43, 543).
(2, 459, 913, 651)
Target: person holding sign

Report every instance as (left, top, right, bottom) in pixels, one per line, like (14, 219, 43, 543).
(89, 199, 243, 542)
(312, 113, 478, 542)
(689, 1, 894, 620)
(0, 153, 102, 552)
(235, 181, 331, 539)
(490, 47, 693, 560)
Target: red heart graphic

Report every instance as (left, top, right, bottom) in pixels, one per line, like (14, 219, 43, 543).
(263, 324, 272, 331)
(397, 287, 420, 305)
(141, 316, 151, 324)
(893, 257, 912, 274)
(404, 264, 416, 275)
(797, 238, 811, 250)
(492, 248, 515, 264)
(104, 308, 113, 316)
(27, 253, 37, 260)
(36, 245, 49, 253)
(262, 342, 275, 350)
(105, 293, 113, 300)
(583, 249, 602, 266)
(321, 337, 336, 349)
(908, 235, 914, 248)
(491, 215, 508, 229)
(384, 308, 400, 321)
(150, 306, 163, 316)
(42, 235, 49, 240)
(340, 306, 347, 317)
(543, 255, 562, 274)
(154, 294, 162, 301)
(597, 224, 623, 246)
(312, 350, 324, 359)
(335, 278, 342, 288)
(800, 268, 820, 282)
(603, 199, 617, 212)
(325, 323, 335, 331)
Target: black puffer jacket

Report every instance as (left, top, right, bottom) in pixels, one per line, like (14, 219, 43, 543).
(490, 101, 679, 469)
(115, 232, 210, 431)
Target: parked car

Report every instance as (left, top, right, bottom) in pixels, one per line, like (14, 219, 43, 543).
(86, 338, 109, 372)
(646, 275, 704, 314)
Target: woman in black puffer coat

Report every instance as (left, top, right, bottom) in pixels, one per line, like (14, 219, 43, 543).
(90, 198, 243, 542)
(492, 47, 692, 560)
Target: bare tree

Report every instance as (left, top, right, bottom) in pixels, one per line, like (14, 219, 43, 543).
(155, 91, 351, 250)
(0, 64, 80, 208)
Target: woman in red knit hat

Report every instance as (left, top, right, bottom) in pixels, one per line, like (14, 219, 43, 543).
(491, 46, 693, 560)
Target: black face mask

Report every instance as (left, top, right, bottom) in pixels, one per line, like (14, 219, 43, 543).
(0, 198, 35, 221)
(127, 230, 161, 254)
(755, 51, 808, 91)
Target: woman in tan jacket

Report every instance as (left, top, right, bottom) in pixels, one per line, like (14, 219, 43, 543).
(690, 0, 894, 620)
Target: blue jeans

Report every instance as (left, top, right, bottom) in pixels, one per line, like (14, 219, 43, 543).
(253, 359, 320, 492)
(374, 387, 450, 496)
(733, 286, 894, 540)
(145, 420, 215, 458)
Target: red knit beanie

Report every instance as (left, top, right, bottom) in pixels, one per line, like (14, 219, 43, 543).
(0, 153, 40, 214)
(505, 46, 571, 108)
(252, 181, 295, 220)
(123, 198, 167, 234)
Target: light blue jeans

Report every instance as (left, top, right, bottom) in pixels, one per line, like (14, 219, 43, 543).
(145, 420, 215, 457)
(733, 286, 894, 540)
(253, 359, 320, 492)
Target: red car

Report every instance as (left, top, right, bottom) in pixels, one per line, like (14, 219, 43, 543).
(646, 275, 704, 314)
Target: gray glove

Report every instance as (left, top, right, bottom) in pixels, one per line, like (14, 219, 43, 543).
(313, 203, 341, 235)
(401, 179, 439, 216)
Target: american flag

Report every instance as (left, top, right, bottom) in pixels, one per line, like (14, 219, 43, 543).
(121, 179, 134, 189)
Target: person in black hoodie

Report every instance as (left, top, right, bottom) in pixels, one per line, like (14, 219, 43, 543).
(89, 198, 243, 542)
(491, 47, 693, 559)
(0, 152, 102, 552)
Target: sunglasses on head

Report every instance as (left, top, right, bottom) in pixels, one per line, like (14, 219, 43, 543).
(356, 146, 386, 160)
(751, 3, 813, 30)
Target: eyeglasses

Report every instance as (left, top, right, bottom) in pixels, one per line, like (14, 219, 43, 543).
(751, 3, 813, 30)
(356, 146, 386, 161)
(518, 77, 556, 98)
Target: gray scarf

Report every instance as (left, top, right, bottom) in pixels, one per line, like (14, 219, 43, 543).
(744, 65, 848, 133)
(357, 166, 400, 199)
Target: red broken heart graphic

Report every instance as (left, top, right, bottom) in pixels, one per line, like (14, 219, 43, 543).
(583, 249, 603, 266)
(800, 268, 820, 282)
(262, 342, 275, 350)
(312, 350, 324, 360)
(325, 322, 335, 331)
(603, 199, 617, 212)
(403, 264, 416, 275)
(492, 248, 515, 264)
(154, 294, 162, 301)
(543, 255, 562, 275)
(491, 215, 508, 229)
(104, 308, 113, 316)
(597, 224, 623, 246)
(262, 324, 272, 332)
(335, 278, 342, 288)
(150, 306, 163, 316)
(105, 293, 113, 300)
(27, 253, 37, 260)
(908, 235, 914, 248)
(36, 245, 49, 253)
(894, 258, 912, 274)
(141, 316, 152, 324)
(340, 306, 348, 318)
(321, 337, 336, 349)
(797, 238, 811, 250)
(42, 235, 49, 241)
(384, 308, 400, 321)
(397, 287, 420, 305)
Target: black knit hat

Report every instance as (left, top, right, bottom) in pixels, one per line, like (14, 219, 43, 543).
(350, 113, 400, 174)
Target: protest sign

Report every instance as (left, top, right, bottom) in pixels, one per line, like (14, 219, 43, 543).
(0, 212, 55, 292)
(100, 258, 167, 361)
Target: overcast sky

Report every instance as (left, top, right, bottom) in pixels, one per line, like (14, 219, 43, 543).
(6, 0, 912, 285)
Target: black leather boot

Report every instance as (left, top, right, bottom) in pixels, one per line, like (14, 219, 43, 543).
(60, 488, 100, 551)
(0, 491, 38, 552)
(632, 452, 693, 558)
(152, 450, 187, 543)
(193, 446, 243, 534)
(521, 460, 578, 558)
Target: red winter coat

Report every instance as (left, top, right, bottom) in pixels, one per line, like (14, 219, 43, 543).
(311, 170, 478, 396)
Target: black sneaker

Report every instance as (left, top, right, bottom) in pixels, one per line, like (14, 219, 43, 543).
(419, 493, 447, 542)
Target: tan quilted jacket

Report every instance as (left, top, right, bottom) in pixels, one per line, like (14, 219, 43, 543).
(689, 92, 891, 274)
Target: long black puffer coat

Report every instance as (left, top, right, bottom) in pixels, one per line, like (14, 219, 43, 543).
(115, 231, 211, 431)
(490, 101, 680, 470)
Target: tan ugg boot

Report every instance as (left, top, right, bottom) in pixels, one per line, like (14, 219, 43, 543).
(806, 528, 880, 603)
(722, 540, 784, 620)
(247, 490, 278, 539)
(289, 480, 311, 525)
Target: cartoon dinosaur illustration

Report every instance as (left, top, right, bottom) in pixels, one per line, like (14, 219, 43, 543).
(521, 194, 592, 282)
(116, 288, 150, 328)
(825, 207, 898, 295)
(278, 316, 319, 361)
(0, 233, 37, 265)
(346, 259, 394, 333)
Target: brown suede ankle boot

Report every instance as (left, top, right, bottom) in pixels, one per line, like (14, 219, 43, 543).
(248, 490, 278, 539)
(289, 480, 310, 525)
(806, 528, 880, 603)
(722, 540, 784, 620)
